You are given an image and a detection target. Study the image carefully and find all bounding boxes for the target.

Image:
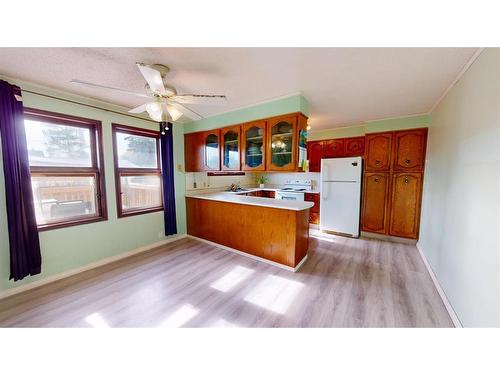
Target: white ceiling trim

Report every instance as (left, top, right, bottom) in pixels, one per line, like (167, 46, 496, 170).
(428, 47, 484, 114)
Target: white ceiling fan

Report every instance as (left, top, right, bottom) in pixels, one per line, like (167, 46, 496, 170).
(71, 62, 227, 129)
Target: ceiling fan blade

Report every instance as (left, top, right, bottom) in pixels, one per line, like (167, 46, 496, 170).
(167, 101, 203, 121)
(70, 79, 150, 98)
(172, 94, 228, 105)
(136, 63, 167, 95)
(128, 103, 149, 114)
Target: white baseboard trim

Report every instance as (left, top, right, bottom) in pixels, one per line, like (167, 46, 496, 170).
(187, 235, 308, 272)
(0, 234, 187, 301)
(416, 242, 463, 328)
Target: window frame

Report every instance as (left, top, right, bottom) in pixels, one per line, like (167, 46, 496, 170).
(111, 123, 163, 218)
(23, 108, 108, 231)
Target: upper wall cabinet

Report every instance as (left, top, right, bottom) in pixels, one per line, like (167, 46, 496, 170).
(184, 132, 204, 172)
(267, 115, 298, 171)
(344, 136, 365, 157)
(184, 112, 308, 173)
(221, 125, 241, 171)
(203, 129, 221, 171)
(365, 132, 393, 171)
(392, 128, 427, 172)
(306, 136, 364, 172)
(242, 120, 266, 171)
(322, 139, 344, 158)
(307, 141, 323, 172)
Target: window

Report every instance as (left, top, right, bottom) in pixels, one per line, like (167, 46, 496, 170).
(112, 124, 163, 217)
(24, 108, 107, 230)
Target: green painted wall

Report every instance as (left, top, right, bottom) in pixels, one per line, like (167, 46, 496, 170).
(308, 124, 365, 141)
(365, 114, 431, 133)
(307, 114, 431, 141)
(184, 94, 309, 133)
(0, 77, 186, 293)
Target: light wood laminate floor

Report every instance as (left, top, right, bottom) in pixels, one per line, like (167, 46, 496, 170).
(0, 232, 453, 327)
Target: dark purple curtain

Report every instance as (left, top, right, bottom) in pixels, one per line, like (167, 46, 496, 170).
(160, 122, 177, 235)
(0, 80, 42, 281)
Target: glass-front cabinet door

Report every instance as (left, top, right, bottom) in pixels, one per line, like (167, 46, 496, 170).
(267, 115, 297, 171)
(203, 130, 220, 170)
(242, 120, 266, 171)
(221, 125, 241, 171)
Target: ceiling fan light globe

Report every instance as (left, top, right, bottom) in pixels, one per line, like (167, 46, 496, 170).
(146, 102, 161, 113)
(166, 105, 183, 121)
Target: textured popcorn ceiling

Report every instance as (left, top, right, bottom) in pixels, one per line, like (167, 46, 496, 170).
(0, 47, 478, 129)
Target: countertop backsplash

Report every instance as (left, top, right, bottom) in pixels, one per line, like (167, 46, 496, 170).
(185, 171, 321, 194)
(185, 172, 258, 193)
(263, 172, 321, 191)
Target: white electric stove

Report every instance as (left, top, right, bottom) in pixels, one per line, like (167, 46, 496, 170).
(276, 179, 312, 201)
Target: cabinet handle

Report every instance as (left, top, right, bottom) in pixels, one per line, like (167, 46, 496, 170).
(375, 160, 381, 165)
(374, 178, 379, 182)
(404, 159, 411, 164)
(403, 177, 409, 184)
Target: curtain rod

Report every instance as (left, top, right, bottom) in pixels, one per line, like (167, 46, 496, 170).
(20, 88, 157, 124)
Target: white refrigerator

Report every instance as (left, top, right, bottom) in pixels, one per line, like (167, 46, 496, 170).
(319, 156, 362, 237)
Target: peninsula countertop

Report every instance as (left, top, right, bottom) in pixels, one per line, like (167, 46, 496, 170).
(185, 191, 314, 211)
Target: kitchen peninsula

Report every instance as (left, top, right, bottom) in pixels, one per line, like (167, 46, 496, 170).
(186, 192, 313, 270)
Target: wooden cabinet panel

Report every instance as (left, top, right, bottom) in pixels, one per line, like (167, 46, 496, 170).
(365, 132, 393, 171)
(361, 172, 390, 234)
(304, 193, 320, 223)
(344, 136, 365, 157)
(323, 139, 345, 158)
(242, 120, 266, 171)
(389, 173, 422, 239)
(267, 115, 297, 171)
(260, 190, 276, 198)
(186, 197, 309, 268)
(184, 132, 204, 172)
(393, 128, 427, 172)
(202, 129, 221, 171)
(248, 190, 276, 198)
(221, 125, 241, 171)
(309, 212, 319, 225)
(307, 141, 323, 172)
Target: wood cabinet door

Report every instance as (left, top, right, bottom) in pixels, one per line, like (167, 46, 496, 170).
(184, 132, 204, 172)
(388, 173, 422, 239)
(392, 128, 427, 172)
(361, 172, 390, 234)
(221, 125, 241, 171)
(322, 139, 345, 158)
(242, 120, 266, 171)
(344, 136, 365, 157)
(365, 132, 392, 171)
(304, 193, 320, 223)
(307, 141, 323, 172)
(266, 115, 297, 171)
(202, 129, 221, 171)
(309, 212, 319, 224)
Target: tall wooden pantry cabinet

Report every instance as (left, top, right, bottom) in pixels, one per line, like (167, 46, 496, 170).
(361, 128, 427, 239)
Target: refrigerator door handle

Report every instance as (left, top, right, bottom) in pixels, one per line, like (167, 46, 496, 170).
(322, 183, 328, 200)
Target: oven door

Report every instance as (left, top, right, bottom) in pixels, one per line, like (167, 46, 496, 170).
(276, 192, 305, 201)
